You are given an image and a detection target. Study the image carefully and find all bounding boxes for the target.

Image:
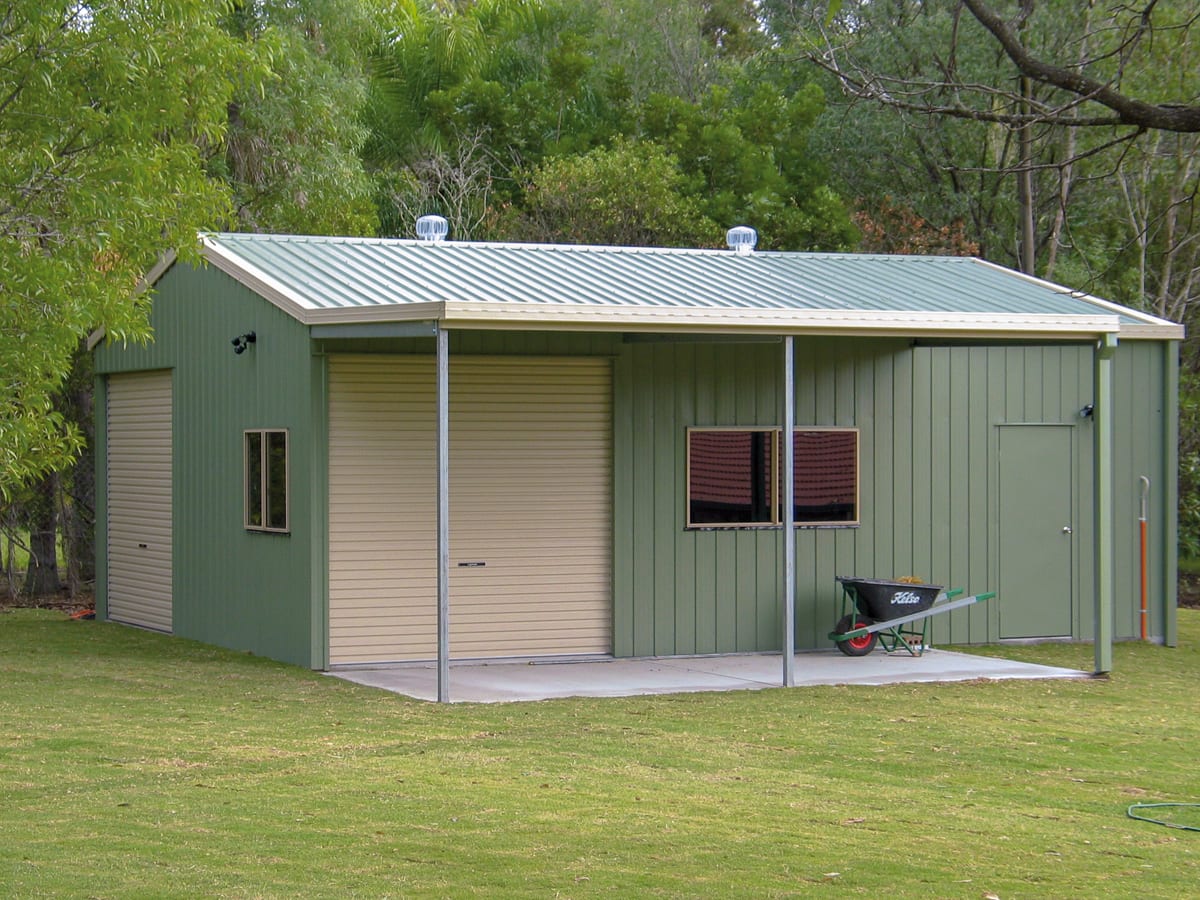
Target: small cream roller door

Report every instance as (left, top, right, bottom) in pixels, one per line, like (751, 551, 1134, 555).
(106, 370, 173, 632)
(328, 355, 612, 664)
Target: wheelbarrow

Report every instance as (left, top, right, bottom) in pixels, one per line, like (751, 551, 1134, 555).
(828, 576, 996, 657)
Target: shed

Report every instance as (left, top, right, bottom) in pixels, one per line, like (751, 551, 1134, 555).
(93, 232, 1183, 690)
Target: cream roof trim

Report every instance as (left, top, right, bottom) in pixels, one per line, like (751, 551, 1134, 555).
(201, 235, 318, 323)
(293, 293, 1120, 339)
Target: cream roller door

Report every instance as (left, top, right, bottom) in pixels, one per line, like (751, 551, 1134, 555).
(328, 355, 612, 664)
(106, 370, 173, 632)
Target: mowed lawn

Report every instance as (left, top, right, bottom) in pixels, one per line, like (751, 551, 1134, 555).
(1, 609, 1197, 898)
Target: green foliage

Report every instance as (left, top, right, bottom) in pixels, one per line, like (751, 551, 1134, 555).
(216, 0, 382, 235)
(367, 0, 855, 249)
(0, 1, 248, 498)
(503, 138, 723, 247)
(641, 71, 856, 251)
(1178, 367, 1200, 558)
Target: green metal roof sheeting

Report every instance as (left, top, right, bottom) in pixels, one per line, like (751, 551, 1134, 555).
(198, 232, 1177, 336)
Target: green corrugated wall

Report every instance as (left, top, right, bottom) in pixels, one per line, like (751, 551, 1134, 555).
(95, 263, 321, 668)
(612, 337, 1176, 656)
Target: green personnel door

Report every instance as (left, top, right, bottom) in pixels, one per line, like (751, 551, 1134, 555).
(998, 425, 1075, 639)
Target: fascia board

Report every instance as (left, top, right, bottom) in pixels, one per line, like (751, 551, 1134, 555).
(1115, 322, 1187, 340)
(200, 234, 316, 324)
(303, 302, 447, 326)
(436, 301, 1121, 340)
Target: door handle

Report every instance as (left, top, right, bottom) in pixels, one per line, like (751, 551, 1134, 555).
(1062, 526, 1072, 535)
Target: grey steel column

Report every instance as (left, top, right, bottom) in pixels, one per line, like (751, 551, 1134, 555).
(1094, 333, 1116, 675)
(436, 326, 450, 702)
(782, 335, 795, 686)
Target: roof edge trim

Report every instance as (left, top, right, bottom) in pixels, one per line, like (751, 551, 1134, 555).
(436, 303, 1119, 339)
(200, 233, 317, 324)
(1116, 322, 1186, 340)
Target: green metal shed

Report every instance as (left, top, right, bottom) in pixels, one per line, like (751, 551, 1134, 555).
(92, 231, 1183, 693)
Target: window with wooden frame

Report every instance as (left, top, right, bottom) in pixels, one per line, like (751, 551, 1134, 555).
(687, 427, 778, 526)
(686, 427, 859, 529)
(245, 429, 289, 533)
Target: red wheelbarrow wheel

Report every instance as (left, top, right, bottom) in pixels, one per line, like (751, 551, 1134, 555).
(834, 614, 877, 657)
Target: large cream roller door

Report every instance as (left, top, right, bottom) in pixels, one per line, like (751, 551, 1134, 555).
(106, 370, 173, 632)
(328, 355, 612, 664)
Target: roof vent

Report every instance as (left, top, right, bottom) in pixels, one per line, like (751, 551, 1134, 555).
(726, 225, 757, 255)
(416, 214, 449, 243)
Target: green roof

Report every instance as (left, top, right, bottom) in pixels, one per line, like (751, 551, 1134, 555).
(194, 233, 1181, 340)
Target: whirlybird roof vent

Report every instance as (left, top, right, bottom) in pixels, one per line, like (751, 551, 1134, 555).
(726, 225, 757, 255)
(416, 215, 449, 243)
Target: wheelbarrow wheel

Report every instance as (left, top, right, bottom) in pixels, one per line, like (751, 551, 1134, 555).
(834, 614, 877, 657)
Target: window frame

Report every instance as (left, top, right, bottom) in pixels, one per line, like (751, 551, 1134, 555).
(244, 428, 290, 534)
(685, 426, 860, 530)
(685, 426, 780, 528)
(787, 426, 860, 527)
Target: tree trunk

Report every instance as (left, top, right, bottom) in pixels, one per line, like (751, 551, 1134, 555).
(60, 347, 96, 595)
(23, 475, 61, 597)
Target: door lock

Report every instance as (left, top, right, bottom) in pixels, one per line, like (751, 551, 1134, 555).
(1062, 525, 1072, 535)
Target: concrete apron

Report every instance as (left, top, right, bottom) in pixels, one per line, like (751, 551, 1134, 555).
(329, 649, 1088, 704)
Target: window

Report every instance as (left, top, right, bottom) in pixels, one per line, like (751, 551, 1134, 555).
(788, 429, 859, 524)
(245, 429, 289, 532)
(686, 427, 858, 529)
(687, 428, 777, 526)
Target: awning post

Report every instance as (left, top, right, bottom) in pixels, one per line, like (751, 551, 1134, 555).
(436, 326, 450, 702)
(1094, 333, 1116, 675)
(782, 335, 795, 687)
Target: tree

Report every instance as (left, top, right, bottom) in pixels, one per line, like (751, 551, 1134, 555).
(215, 0, 382, 235)
(803, 0, 1200, 133)
(0, 1, 250, 499)
(501, 138, 724, 247)
(366, 0, 855, 249)
(639, 64, 857, 251)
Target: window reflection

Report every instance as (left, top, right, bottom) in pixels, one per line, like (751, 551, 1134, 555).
(687, 427, 858, 528)
(688, 429, 774, 525)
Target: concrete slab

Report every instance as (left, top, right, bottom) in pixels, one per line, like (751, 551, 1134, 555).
(329, 649, 1087, 703)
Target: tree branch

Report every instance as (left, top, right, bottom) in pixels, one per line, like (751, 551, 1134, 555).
(961, 0, 1200, 132)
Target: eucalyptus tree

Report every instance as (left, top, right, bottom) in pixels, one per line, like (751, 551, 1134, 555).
(0, 1, 248, 499)
(773, 1, 1198, 298)
(800, 0, 1200, 133)
(216, 0, 383, 235)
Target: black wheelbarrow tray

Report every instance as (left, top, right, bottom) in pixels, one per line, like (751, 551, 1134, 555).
(828, 576, 996, 657)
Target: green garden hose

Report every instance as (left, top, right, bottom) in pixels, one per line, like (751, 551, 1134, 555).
(1126, 803, 1200, 832)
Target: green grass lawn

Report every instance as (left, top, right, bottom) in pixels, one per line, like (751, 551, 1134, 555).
(2, 611, 1197, 898)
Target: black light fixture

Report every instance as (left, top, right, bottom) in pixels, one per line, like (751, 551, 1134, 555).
(232, 331, 257, 354)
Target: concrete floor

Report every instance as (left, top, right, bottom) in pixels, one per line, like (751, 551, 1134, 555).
(329, 648, 1088, 703)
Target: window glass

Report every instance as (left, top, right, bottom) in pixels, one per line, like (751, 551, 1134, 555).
(246, 431, 264, 528)
(266, 431, 289, 530)
(687, 429, 775, 526)
(686, 427, 859, 529)
(245, 429, 288, 533)
(791, 430, 858, 523)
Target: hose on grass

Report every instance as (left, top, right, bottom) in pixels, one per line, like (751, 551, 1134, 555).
(1126, 803, 1200, 832)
